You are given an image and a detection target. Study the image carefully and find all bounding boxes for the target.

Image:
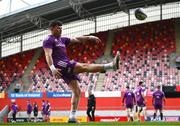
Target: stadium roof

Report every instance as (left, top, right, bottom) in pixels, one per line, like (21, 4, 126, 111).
(0, 0, 179, 40)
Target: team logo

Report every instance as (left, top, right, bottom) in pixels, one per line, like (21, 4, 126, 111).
(55, 39, 58, 42)
(57, 61, 67, 68)
(67, 67, 71, 73)
(55, 39, 65, 47)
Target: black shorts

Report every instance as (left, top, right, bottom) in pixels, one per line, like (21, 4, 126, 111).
(34, 111, 38, 117)
(154, 104, 163, 110)
(126, 104, 134, 109)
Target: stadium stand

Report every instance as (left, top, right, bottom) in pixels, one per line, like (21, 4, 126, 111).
(0, 50, 35, 91)
(28, 31, 107, 92)
(28, 19, 178, 92)
(0, 20, 178, 92)
(105, 19, 178, 93)
(67, 31, 107, 63)
(0, 19, 178, 93)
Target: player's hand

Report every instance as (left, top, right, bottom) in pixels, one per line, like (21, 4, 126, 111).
(52, 68, 62, 79)
(89, 36, 101, 44)
(92, 107, 95, 110)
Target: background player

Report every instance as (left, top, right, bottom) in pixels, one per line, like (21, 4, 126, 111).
(33, 102, 38, 122)
(152, 85, 166, 121)
(122, 85, 136, 122)
(43, 21, 120, 123)
(41, 100, 46, 122)
(86, 90, 96, 122)
(27, 100, 32, 122)
(45, 100, 51, 122)
(134, 81, 147, 121)
(11, 102, 18, 123)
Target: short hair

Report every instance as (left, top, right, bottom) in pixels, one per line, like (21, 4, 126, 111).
(126, 85, 130, 89)
(139, 81, 143, 85)
(49, 20, 62, 28)
(157, 85, 161, 89)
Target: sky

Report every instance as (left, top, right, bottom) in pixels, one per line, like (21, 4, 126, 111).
(0, 0, 56, 17)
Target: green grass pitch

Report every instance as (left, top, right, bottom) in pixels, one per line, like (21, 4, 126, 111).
(0, 122, 180, 126)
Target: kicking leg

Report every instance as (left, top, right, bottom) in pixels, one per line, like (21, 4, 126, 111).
(74, 63, 105, 73)
(73, 51, 120, 74)
(68, 80, 81, 123)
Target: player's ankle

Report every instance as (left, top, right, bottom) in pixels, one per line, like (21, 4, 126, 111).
(103, 62, 113, 70)
(69, 110, 76, 119)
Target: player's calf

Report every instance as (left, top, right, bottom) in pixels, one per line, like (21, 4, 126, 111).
(153, 112, 157, 120)
(74, 51, 120, 74)
(160, 112, 163, 121)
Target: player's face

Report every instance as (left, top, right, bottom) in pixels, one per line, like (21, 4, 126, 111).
(52, 25, 62, 36)
(88, 91, 92, 96)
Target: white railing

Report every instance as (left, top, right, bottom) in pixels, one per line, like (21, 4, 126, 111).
(1, 1, 180, 57)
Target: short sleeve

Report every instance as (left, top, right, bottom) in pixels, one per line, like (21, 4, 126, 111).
(62, 37, 71, 46)
(43, 36, 53, 49)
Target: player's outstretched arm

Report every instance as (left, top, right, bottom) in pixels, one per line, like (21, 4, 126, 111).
(69, 36, 101, 45)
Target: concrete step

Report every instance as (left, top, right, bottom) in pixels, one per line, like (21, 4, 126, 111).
(21, 48, 43, 91)
(95, 73, 105, 91)
(104, 30, 114, 56)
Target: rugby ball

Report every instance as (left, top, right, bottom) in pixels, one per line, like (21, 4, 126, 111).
(135, 8, 147, 20)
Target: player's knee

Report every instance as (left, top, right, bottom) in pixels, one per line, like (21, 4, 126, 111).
(73, 88, 81, 98)
(77, 88, 81, 97)
(80, 64, 89, 71)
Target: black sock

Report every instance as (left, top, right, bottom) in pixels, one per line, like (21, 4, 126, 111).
(153, 113, 156, 119)
(135, 106, 138, 113)
(160, 113, 163, 120)
(130, 117, 134, 122)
